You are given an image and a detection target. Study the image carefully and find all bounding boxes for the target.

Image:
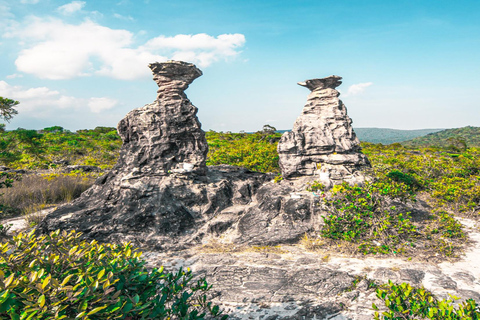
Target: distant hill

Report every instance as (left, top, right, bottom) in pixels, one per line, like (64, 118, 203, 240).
(353, 127, 444, 145)
(402, 126, 480, 148)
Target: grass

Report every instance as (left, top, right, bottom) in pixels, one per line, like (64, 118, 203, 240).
(0, 172, 98, 221)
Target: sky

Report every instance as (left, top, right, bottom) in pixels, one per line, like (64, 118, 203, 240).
(1, 0, 479, 132)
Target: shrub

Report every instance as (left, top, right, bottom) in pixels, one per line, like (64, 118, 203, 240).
(321, 182, 418, 254)
(0, 230, 227, 319)
(318, 181, 466, 257)
(206, 130, 281, 173)
(386, 170, 422, 191)
(373, 281, 480, 319)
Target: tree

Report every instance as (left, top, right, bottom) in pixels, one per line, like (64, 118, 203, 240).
(0, 97, 19, 122)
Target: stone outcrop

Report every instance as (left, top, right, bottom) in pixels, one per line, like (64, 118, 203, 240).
(39, 61, 276, 249)
(278, 75, 370, 185)
(118, 61, 208, 176)
(39, 65, 369, 250)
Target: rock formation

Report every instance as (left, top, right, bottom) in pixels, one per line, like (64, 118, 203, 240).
(40, 66, 369, 251)
(277, 75, 370, 185)
(39, 61, 275, 249)
(118, 61, 208, 176)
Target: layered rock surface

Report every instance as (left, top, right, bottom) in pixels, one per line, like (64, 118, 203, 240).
(143, 216, 480, 319)
(39, 61, 318, 249)
(118, 61, 208, 176)
(278, 76, 370, 185)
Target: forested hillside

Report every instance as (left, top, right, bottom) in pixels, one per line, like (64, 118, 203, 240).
(402, 126, 480, 148)
(354, 127, 443, 144)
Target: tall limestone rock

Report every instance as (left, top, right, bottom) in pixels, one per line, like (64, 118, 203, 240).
(277, 75, 370, 185)
(39, 61, 272, 249)
(117, 61, 208, 176)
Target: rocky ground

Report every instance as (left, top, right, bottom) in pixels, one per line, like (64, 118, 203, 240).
(137, 217, 480, 320)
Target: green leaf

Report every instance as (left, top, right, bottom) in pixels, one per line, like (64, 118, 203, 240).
(87, 305, 107, 315)
(38, 294, 46, 308)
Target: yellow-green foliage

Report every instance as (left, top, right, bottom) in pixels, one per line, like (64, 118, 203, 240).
(205, 130, 281, 173)
(0, 127, 121, 170)
(373, 281, 480, 319)
(363, 143, 480, 213)
(0, 230, 226, 319)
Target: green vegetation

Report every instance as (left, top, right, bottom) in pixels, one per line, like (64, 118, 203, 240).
(373, 281, 480, 319)
(402, 126, 480, 149)
(319, 181, 465, 256)
(0, 229, 226, 320)
(205, 128, 281, 173)
(0, 126, 121, 170)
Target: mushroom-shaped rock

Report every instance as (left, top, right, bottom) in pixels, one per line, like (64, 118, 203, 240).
(277, 75, 370, 185)
(117, 61, 208, 176)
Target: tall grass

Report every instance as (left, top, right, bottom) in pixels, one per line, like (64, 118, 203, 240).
(0, 172, 97, 220)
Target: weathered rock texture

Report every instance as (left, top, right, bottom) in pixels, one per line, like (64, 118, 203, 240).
(141, 217, 480, 319)
(40, 61, 280, 249)
(118, 61, 208, 176)
(278, 76, 370, 185)
(40, 65, 376, 250)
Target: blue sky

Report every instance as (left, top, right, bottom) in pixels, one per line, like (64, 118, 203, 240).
(1, 0, 479, 132)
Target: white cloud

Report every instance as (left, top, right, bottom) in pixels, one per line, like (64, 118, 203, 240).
(88, 97, 118, 113)
(0, 81, 116, 116)
(20, 0, 40, 4)
(113, 13, 134, 21)
(345, 82, 373, 97)
(57, 1, 85, 15)
(9, 17, 246, 80)
(6, 74, 23, 79)
(0, 3, 16, 31)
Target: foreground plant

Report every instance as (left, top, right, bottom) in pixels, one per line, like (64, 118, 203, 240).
(0, 230, 227, 319)
(373, 281, 480, 319)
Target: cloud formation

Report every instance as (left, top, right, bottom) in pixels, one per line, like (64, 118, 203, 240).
(88, 97, 118, 113)
(345, 82, 373, 96)
(9, 17, 246, 80)
(57, 1, 85, 15)
(20, 0, 40, 4)
(0, 81, 117, 116)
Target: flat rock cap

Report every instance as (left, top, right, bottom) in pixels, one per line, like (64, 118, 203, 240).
(149, 60, 202, 81)
(298, 75, 342, 91)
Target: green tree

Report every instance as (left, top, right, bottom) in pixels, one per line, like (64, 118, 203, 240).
(0, 96, 19, 122)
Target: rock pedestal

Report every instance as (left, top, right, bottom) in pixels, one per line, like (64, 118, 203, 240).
(39, 61, 273, 249)
(277, 75, 370, 185)
(117, 61, 208, 176)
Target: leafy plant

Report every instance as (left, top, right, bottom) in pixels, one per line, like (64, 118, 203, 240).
(373, 281, 480, 319)
(306, 181, 325, 193)
(321, 182, 418, 254)
(0, 229, 227, 319)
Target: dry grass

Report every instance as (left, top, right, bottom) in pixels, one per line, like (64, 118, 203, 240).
(0, 172, 97, 219)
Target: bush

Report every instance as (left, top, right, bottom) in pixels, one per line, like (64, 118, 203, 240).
(319, 182, 465, 256)
(206, 130, 281, 173)
(0, 230, 227, 319)
(373, 281, 480, 319)
(321, 182, 418, 254)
